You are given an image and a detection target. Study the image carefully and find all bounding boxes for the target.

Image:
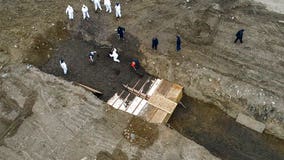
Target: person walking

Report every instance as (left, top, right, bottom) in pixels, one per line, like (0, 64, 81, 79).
(176, 35, 181, 51)
(60, 59, 68, 75)
(234, 29, 245, 43)
(66, 5, 74, 20)
(92, 0, 102, 11)
(117, 26, 125, 39)
(104, 0, 112, 13)
(115, 3, 121, 19)
(152, 37, 159, 50)
(82, 5, 90, 20)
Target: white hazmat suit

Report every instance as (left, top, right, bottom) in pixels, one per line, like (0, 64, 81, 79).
(82, 5, 90, 20)
(115, 3, 121, 18)
(104, 0, 111, 13)
(92, 0, 102, 11)
(66, 5, 74, 20)
(60, 60, 68, 74)
(109, 48, 120, 63)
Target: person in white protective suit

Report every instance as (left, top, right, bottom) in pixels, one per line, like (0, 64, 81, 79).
(109, 48, 120, 63)
(104, 0, 112, 13)
(92, 0, 102, 11)
(82, 5, 90, 20)
(66, 5, 74, 20)
(115, 3, 121, 18)
(60, 59, 68, 75)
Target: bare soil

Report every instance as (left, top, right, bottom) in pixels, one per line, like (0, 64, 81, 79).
(1, 0, 284, 159)
(40, 31, 149, 101)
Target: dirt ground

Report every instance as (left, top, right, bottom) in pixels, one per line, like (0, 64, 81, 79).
(40, 31, 149, 101)
(1, 0, 284, 159)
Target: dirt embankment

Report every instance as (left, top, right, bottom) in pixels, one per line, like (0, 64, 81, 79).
(0, 64, 219, 160)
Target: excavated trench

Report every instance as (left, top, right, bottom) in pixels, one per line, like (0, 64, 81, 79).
(34, 31, 284, 160)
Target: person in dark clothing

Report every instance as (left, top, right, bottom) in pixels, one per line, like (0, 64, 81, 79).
(176, 35, 181, 51)
(117, 26, 125, 39)
(234, 29, 245, 43)
(152, 37, 159, 50)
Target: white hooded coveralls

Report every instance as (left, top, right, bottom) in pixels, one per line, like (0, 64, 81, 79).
(109, 48, 120, 63)
(115, 3, 121, 18)
(60, 61, 68, 74)
(92, 0, 102, 11)
(82, 5, 90, 19)
(66, 5, 74, 20)
(104, 0, 111, 13)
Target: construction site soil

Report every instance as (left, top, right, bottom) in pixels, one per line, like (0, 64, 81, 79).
(1, 0, 284, 159)
(40, 32, 149, 101)
(38, 21, 284, 160)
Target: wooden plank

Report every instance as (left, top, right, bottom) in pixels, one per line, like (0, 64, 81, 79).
(150, 109, 168, 124)
(148, 94, 177, 114)
(142, 105, 158, 121)
(236, 113, 266, 133)
(122, 84, 148, 99)
(166, 83, 183, 102)
(73, 82, 103, 94)
(156, 79, 172, 95)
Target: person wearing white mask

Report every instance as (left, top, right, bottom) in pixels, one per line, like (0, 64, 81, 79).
(109, 48, 120, 63)
(82, 5, 90, 20)
(66, 5, 74, 20)
(60, 59, 68, 75)
(104, 0, 111, 13)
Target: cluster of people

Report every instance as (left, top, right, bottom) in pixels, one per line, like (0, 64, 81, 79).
(66, 0, 122, 20)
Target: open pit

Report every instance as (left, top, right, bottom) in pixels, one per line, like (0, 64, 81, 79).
(34, 27, 284, 159)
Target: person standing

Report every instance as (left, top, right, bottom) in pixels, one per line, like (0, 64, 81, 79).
(115, 3, 121, 19)
(88, 51, 96, 63)
(82, 5, 90, 20)
(92, 0, 102, 11)
(117, 26, 125, 39)
(152, 37, 159, 50)
(66, 5, 74, 20)
(60, 59, 68, 75)
(176, 35, 181, 51)
(234, 29, 245, 43)
(104, 0, 112, 13)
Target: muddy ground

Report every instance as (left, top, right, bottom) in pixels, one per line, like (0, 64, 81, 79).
(40, 31, 149, 101)
(169, 96, 284, 160)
